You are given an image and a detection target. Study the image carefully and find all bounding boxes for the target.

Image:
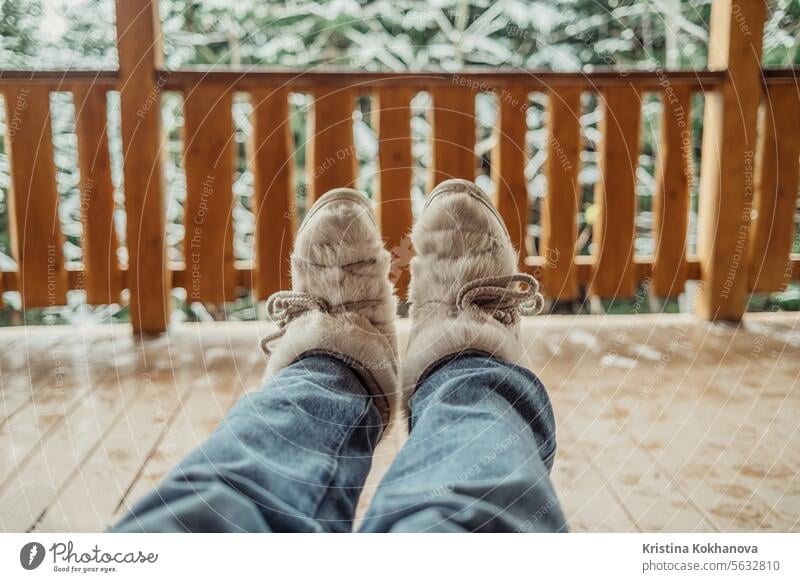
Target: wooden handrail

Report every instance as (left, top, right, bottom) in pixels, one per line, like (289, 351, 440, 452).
(0, 70, 119, 85)
(2, 67, 797, 89)
(158, 68, 728, 90)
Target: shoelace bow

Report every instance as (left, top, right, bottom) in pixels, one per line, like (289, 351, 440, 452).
(259, 291, 381, 355)
(260, 273, 543, 355)
(260, 291, 329, 355)
(456, 273, 544, 325)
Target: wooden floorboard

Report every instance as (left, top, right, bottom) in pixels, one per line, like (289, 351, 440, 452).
(553, 423, 640, 532)
(0, 334, 76, 425)
(0, 364, 146, 531)
(112, 347, 262, 523)
(0, 313, 798, 532)
(0, 365, 115, 489)
(35, 333, 259, 532)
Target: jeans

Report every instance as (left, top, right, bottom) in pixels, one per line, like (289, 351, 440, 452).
(112, 354, 567, 532)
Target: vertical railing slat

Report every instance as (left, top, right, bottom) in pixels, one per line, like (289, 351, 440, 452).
(3, 85, 67, 308)
(374, 87, 414, 299)
(182, 83, 236, 303)
(652, 86, 693, 297)
(251, 87, 295, 300)
(492, 87, 529, 265)
(696, 0, 766, 321)
(429, 86, 475, 189)
(541, 87, 582, 300)
(306, 87, 356, 205)
(591, 85, 641, 299)
(115, 0, 169, 333)
(74, 85, 122, 304)
(747, 84, 800, 292)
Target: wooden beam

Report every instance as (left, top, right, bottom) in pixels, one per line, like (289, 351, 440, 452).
(182, 83, 237, 303)
(492, 87, 530, 266)
(5, 68, 800, 93)
(541, 87, 582, 300)
(429, 87, 475, 190)
(696, 0, 766, 320)
(0, 254, 795, 296)
(526, 256, 728, 292)
(251, 88, 295, 300)
(747, 84, 800, 292)
(652, 86, 693, 297)
(3, 86, 68, 308)
(114, 0, 169, 332)
(147, 68, 732, 92)
(591, 85, 642, 298)
(73, 85, 123, 304)
(374, 87, 414, 299)
(306, 87, 356, 205)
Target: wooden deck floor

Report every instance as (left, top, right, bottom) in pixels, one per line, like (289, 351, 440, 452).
(1, 313, 798, 532)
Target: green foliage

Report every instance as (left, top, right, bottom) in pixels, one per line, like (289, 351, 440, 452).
(0, 0, 42, 62)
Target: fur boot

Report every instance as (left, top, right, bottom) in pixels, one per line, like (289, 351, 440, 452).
(403, 179, 543, 406)
(260, 188, 398, 427)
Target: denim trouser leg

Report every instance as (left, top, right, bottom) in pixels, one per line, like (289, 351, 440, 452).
(113, 354, 382, 532)
(360, 354, 567, 532)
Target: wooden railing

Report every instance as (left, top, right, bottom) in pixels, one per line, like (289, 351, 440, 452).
(1, 0, 798, 333)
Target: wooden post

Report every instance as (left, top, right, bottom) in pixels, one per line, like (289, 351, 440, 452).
(306, 87, 356, 206)
(491, 87, 529, 266)
(114, 0, 170, 333)
(374, 87, 414, 299)
(541, 87, 582, 300)
(591, 85, 641, 299)
(429, 87, 475, 190)
(696, 0, 766, 321)
(74, 86, 123, 304)
(251, 88, 296, 300)
(746, 84, 800, 292)
(182, 83, 236, 303)
(3, 86, 68, 308)
(652, 86, 693, 297)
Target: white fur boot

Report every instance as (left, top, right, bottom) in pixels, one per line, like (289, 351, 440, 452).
(404, 179, 543, 404)
(260, 188, 398, 427)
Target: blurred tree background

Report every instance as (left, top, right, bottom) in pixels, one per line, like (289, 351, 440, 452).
(0, 0, 798, 323)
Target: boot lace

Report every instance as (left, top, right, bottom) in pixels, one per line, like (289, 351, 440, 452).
(259, 291, 330, 355)
(259, 291, 381, 355)
(456, 273, 544, 325)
